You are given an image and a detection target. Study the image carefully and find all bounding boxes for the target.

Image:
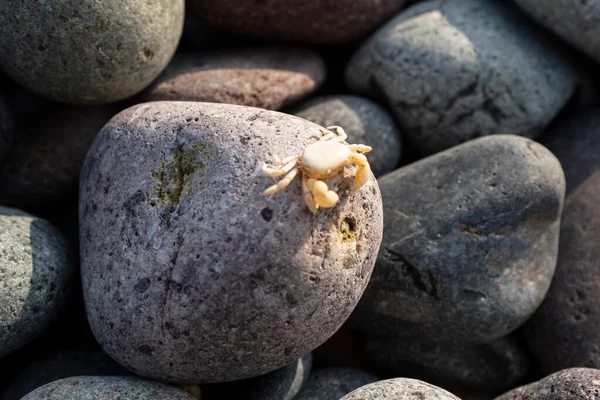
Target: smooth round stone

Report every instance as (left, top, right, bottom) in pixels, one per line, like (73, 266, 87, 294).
(0, 207, 73, 357)
(350, 135, 565, 344)
(494, 368, 600, 400)
(345, 0, 576, 155)
(341, 378, 460, 400)
(138, 47, 325, 110)
(0, 92, 118, 208)
(365, 333, 530, 393)
(524, 105, 600, 373)
(514, 0, 600, 65)
(0, 1, 184, 104)
(292, 95, 402, 177)
(21, 376, 196, 400)
(186, 0, 410, 44)
(202, 354, 312, 400)
(79, 102, 384, 383)
(0, 348, 131, 400)
(295, 367, 380, 400)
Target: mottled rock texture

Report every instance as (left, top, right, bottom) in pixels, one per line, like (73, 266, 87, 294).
(0, 1, 184, 104)
(345, 0, 575, 155)
(341, 378, 461, 400)
(350, 135, 565, 345)
(79, 102, 383, 383)
(295, 367, 380, 400)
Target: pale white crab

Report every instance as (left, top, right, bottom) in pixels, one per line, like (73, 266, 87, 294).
(262, 126, 372, 214)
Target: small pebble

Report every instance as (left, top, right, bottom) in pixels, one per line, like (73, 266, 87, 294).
(295, 367, 380, 400)
(340, 377, 461, 400)
(20, 376, 196, 400)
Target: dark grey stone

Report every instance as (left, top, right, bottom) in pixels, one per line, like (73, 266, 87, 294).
(494, 368, 600, 400)
(0, 348, 130, 400)
(340, 378, 460, 400)
(365, 333, 531, 393)
(345, 0, 576, 155)
(0, 1, 184, 104)
(79, 102, 384, 383)
(292, 95, 402, 177)
(515, 0, 600, 65)
(295, 367, 380, 400)
(0, 91, 118, 208)
(524, 105, 600, 373)
(21, 376, 196, 400)
(203, 354, 312, 400)
(0, 207, 73, 357)
(349, 135, 565, 344)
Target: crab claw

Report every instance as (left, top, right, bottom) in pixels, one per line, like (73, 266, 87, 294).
(349, 153, 371, 192)
(308, 178, 339, 208)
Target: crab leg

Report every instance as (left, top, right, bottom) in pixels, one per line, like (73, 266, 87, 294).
(307, 178, 339, 208)
(302, 173, 318, 214)
(262, 158, 299, 177)
(264, 167, 299, 195)
(348, 153, 371, 192)
(348, 144, 372, 153)
(323, 126, 347, 142)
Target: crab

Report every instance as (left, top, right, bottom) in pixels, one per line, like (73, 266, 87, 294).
(262, 125, 372, 214)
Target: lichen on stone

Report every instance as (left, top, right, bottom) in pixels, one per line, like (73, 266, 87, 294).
(339, 217, 357, 243)
(151, 141, 207, 204)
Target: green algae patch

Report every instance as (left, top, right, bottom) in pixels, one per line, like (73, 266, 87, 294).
(339, 217, 357, 243)
(151, 141, 207, 205)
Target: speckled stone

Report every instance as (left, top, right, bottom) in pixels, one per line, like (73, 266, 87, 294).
(494, 368, 600, 400)
(365, 333, 530, 393)
(0, 91, 118, 208)
(524, 105, 600, 373)
(350, 135, 565, 344)
(79, 101, 384, 383)
(186, 0, 410, 44)
(0, 1, 184, 104)
(514, 0, 600, 65)
(21, 376, 196, 400)
(138, 47, 325, 111)
(295, 367, 380, 400)
(292, 95, 402, 177)
(202, 354, 312, 400)
(345, 0, 576, 155)
(0, 207, 73, 357)
(0, 348, 131, 400)
(341, 378, 461, 400)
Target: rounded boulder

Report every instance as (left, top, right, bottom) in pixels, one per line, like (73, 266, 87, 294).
(79, 102, 383, 383)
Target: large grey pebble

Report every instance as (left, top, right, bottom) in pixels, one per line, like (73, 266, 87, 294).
(341, 378, 460, 400)
(350, 135, 565, 344)
(0, 207, 73, 357)
(21, 376, 195, 400)
(345, 0, 576, 155)
(366, 333, 530, 393)
(79, 102, 383, 383)
(524, 105, 600, 372)
(203, 354, 312, 400)
(514, 0, 600, 65)
(0, 91, 118, 208)
(292, 95, 402, 177)
(0, 1, 184, 104)
(0, 348, 130, 400)
(138, 47, 325, 111)
(295, 367, 380, 400)
(494, 368, 600, 400)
